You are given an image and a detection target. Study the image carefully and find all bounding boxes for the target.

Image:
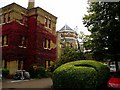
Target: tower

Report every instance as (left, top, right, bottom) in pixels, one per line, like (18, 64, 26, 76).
(28, 0, 35, 9)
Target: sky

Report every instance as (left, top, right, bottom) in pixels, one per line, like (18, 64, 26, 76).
(0, 0, 91, 35)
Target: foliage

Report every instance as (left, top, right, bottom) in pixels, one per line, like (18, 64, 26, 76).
(2, 20, 57, 70)
(79, 31, 92, 50)
(28, 65, 48, 78)
(52, 60, 110, 89)
(83, 2, 120, 69)
(49, 47, 85, 72)
(2, 68, 9, 78)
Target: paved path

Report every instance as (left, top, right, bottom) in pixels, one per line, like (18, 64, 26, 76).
(2, 78, 53, 89)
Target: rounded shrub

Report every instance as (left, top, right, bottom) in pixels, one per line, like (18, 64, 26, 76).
(52, 60, 110, 90)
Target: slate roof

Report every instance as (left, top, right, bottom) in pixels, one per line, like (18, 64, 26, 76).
(59, 24, 76, 32)
(60, 24, 73, 30)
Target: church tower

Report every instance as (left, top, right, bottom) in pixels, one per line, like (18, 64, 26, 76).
(28, 0, 35, 9)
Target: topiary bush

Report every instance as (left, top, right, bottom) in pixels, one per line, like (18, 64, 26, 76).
(52, 60, 110, 90)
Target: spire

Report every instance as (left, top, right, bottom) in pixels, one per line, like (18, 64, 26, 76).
(28, 0, 35, 9)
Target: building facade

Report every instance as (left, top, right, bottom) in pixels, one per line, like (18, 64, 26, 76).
(0, 1, 57, 74)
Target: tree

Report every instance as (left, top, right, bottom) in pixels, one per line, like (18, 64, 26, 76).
(79, 31, 92, 51)
(83, 1, 120, 70)
(79, 31, 93, 59)
(49, 47, 85, 71)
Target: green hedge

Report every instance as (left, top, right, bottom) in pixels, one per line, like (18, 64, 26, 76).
(2, 68, 9, 78)
(52, 60, 110, 90)
(28, 65, 48, 78)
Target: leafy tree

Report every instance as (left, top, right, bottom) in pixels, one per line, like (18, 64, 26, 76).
(79, 31, 92, 51)
(83, 1, 120, 70)
(79, 31, 93, 59)
(49, 47, 85, 71)
(60, 47, 85, 63)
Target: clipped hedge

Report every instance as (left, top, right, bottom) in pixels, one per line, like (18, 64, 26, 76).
(52, 60, 110, 90)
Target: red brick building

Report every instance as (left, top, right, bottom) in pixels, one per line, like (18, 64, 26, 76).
(0, 0, 57, 74)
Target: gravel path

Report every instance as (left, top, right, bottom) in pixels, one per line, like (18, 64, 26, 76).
(2, 78, 53, 89)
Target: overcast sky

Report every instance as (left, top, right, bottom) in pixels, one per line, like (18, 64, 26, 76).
(0, 0, 91, 35)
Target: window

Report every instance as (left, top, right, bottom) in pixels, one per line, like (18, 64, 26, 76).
(44, 39, 51, 49)
(48, 39, 50, 48)
(20, 36, 26, 47)
(0, 15, 2, 24)
(45, 60, 50, 68)
(2, 35, 8, 46)
(61, 33, 63, 37)
(48, 19, 51, 28)
(22, 14, 27, 24)
(3, 14, 6, 23)
(0, 36, 2, 46)
(44, 38, 47, 48)
(68, 32, 71, 37)
(8, 12, 10, 22)
(44, 17, 47, 27)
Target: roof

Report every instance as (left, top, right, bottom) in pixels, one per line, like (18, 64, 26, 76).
(58, 24, 77, 33)
(1, 3, 27, 10)
(1, 3, 57, 19)
(60, 24, 73, 30)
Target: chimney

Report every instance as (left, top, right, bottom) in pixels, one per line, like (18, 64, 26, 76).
(28, 0, 35, 9)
